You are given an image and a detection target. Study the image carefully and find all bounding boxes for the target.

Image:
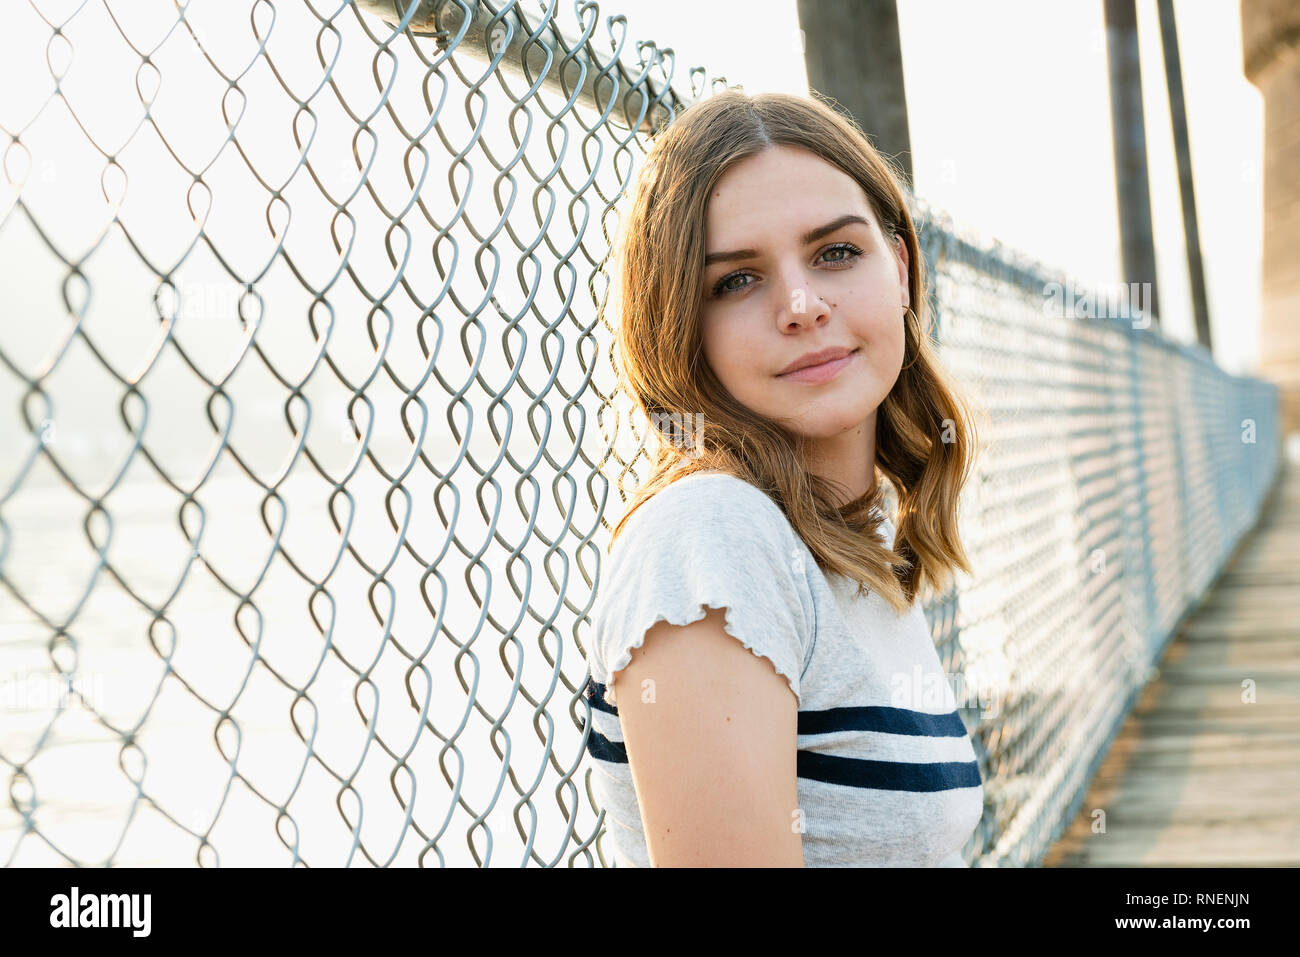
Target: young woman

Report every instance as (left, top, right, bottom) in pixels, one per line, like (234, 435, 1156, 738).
(584, 90, 986, 867)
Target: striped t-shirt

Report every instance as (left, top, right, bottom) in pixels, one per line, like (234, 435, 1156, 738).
(584, 470, 985, 867)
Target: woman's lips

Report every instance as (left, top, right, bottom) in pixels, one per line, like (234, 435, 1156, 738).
(777, 348, 859, 384)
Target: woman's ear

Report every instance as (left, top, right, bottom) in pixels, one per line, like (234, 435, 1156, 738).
(894, 233, 910, 310)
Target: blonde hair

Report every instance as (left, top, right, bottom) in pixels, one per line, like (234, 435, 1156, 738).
(606, 89, 983, 613)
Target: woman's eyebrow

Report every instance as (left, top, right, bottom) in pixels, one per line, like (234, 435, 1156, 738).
(703, 213, 871, 267)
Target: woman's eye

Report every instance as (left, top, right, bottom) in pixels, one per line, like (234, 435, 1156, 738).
(713, 273, 751, 295)
(822, 242, 863, 263)
(710, 243, 863, 298)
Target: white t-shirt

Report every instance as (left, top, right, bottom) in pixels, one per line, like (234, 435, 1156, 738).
(585, 470, 985, 866)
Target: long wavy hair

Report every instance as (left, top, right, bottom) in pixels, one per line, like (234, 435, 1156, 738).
(604, 89, 983, 613)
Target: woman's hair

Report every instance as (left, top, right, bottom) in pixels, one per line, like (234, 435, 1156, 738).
(604, 89, 983, 613)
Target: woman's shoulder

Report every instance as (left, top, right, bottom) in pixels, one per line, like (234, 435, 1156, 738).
(617, 470, 793, 540)
(591, 471, 818, 703)
(605, 472, 806, 576)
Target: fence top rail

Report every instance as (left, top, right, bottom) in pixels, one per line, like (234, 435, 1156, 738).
(352, 0, 707, 134)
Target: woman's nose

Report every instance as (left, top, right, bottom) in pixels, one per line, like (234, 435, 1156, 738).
(780, 275, 829, 324)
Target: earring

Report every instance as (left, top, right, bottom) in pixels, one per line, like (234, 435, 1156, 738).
(899, 306, 921, 372)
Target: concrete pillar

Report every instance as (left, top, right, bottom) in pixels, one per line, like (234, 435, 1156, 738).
(1243, 0, 1300, 439)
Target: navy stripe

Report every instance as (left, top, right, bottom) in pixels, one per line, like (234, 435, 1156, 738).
(586, 728, 628, 763)
(589, 680, 967, 739)
(585, 680, 981, 791)
(797, 706, 968, 737)
(585, 678, 619, 715)
(588, 729, 981, 793)
(796, 751, 982, 791)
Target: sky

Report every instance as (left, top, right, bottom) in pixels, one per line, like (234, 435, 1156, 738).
(604, 0, 1264, 376)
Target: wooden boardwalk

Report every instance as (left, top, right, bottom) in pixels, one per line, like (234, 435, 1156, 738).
(1043, 453, 1300, 867)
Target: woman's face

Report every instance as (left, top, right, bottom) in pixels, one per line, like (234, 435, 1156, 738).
(698, 145, 909, 444)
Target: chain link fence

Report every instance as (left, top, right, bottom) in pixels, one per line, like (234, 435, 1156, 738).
(0, 0, 1281, 867)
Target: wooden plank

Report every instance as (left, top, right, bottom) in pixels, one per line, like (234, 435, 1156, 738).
(1178, 623, 1300, 641)
(1084, 743, 1300, 772)
(1046, 814, 1300, 864)
(1050, 798, 1298, 828)
(1085, 764, 1300, 790)
(1160, 639, 1300, 666)
(1112, 684, 1298, 711)
(1175, 613, 1300, 634)
(1200, 580, 1300, 600)
(1130, 716, 1300, 736)
(1117, 730, 1300, 752)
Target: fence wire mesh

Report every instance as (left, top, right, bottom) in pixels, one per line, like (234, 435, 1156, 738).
(0, 0, 1282, 867)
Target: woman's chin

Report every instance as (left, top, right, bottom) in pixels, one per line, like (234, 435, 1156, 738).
(784, 416, 875, 441)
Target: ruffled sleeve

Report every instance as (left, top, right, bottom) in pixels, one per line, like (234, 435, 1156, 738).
(588, 473, 816, 710)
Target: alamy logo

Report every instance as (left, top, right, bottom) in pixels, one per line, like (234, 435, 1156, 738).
(49, 886, 151, 937)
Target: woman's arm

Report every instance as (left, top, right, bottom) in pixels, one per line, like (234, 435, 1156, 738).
(610, 605, 805, 867)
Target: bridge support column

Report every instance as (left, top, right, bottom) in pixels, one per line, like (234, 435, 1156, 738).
(1244, 0, 1300, 441)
